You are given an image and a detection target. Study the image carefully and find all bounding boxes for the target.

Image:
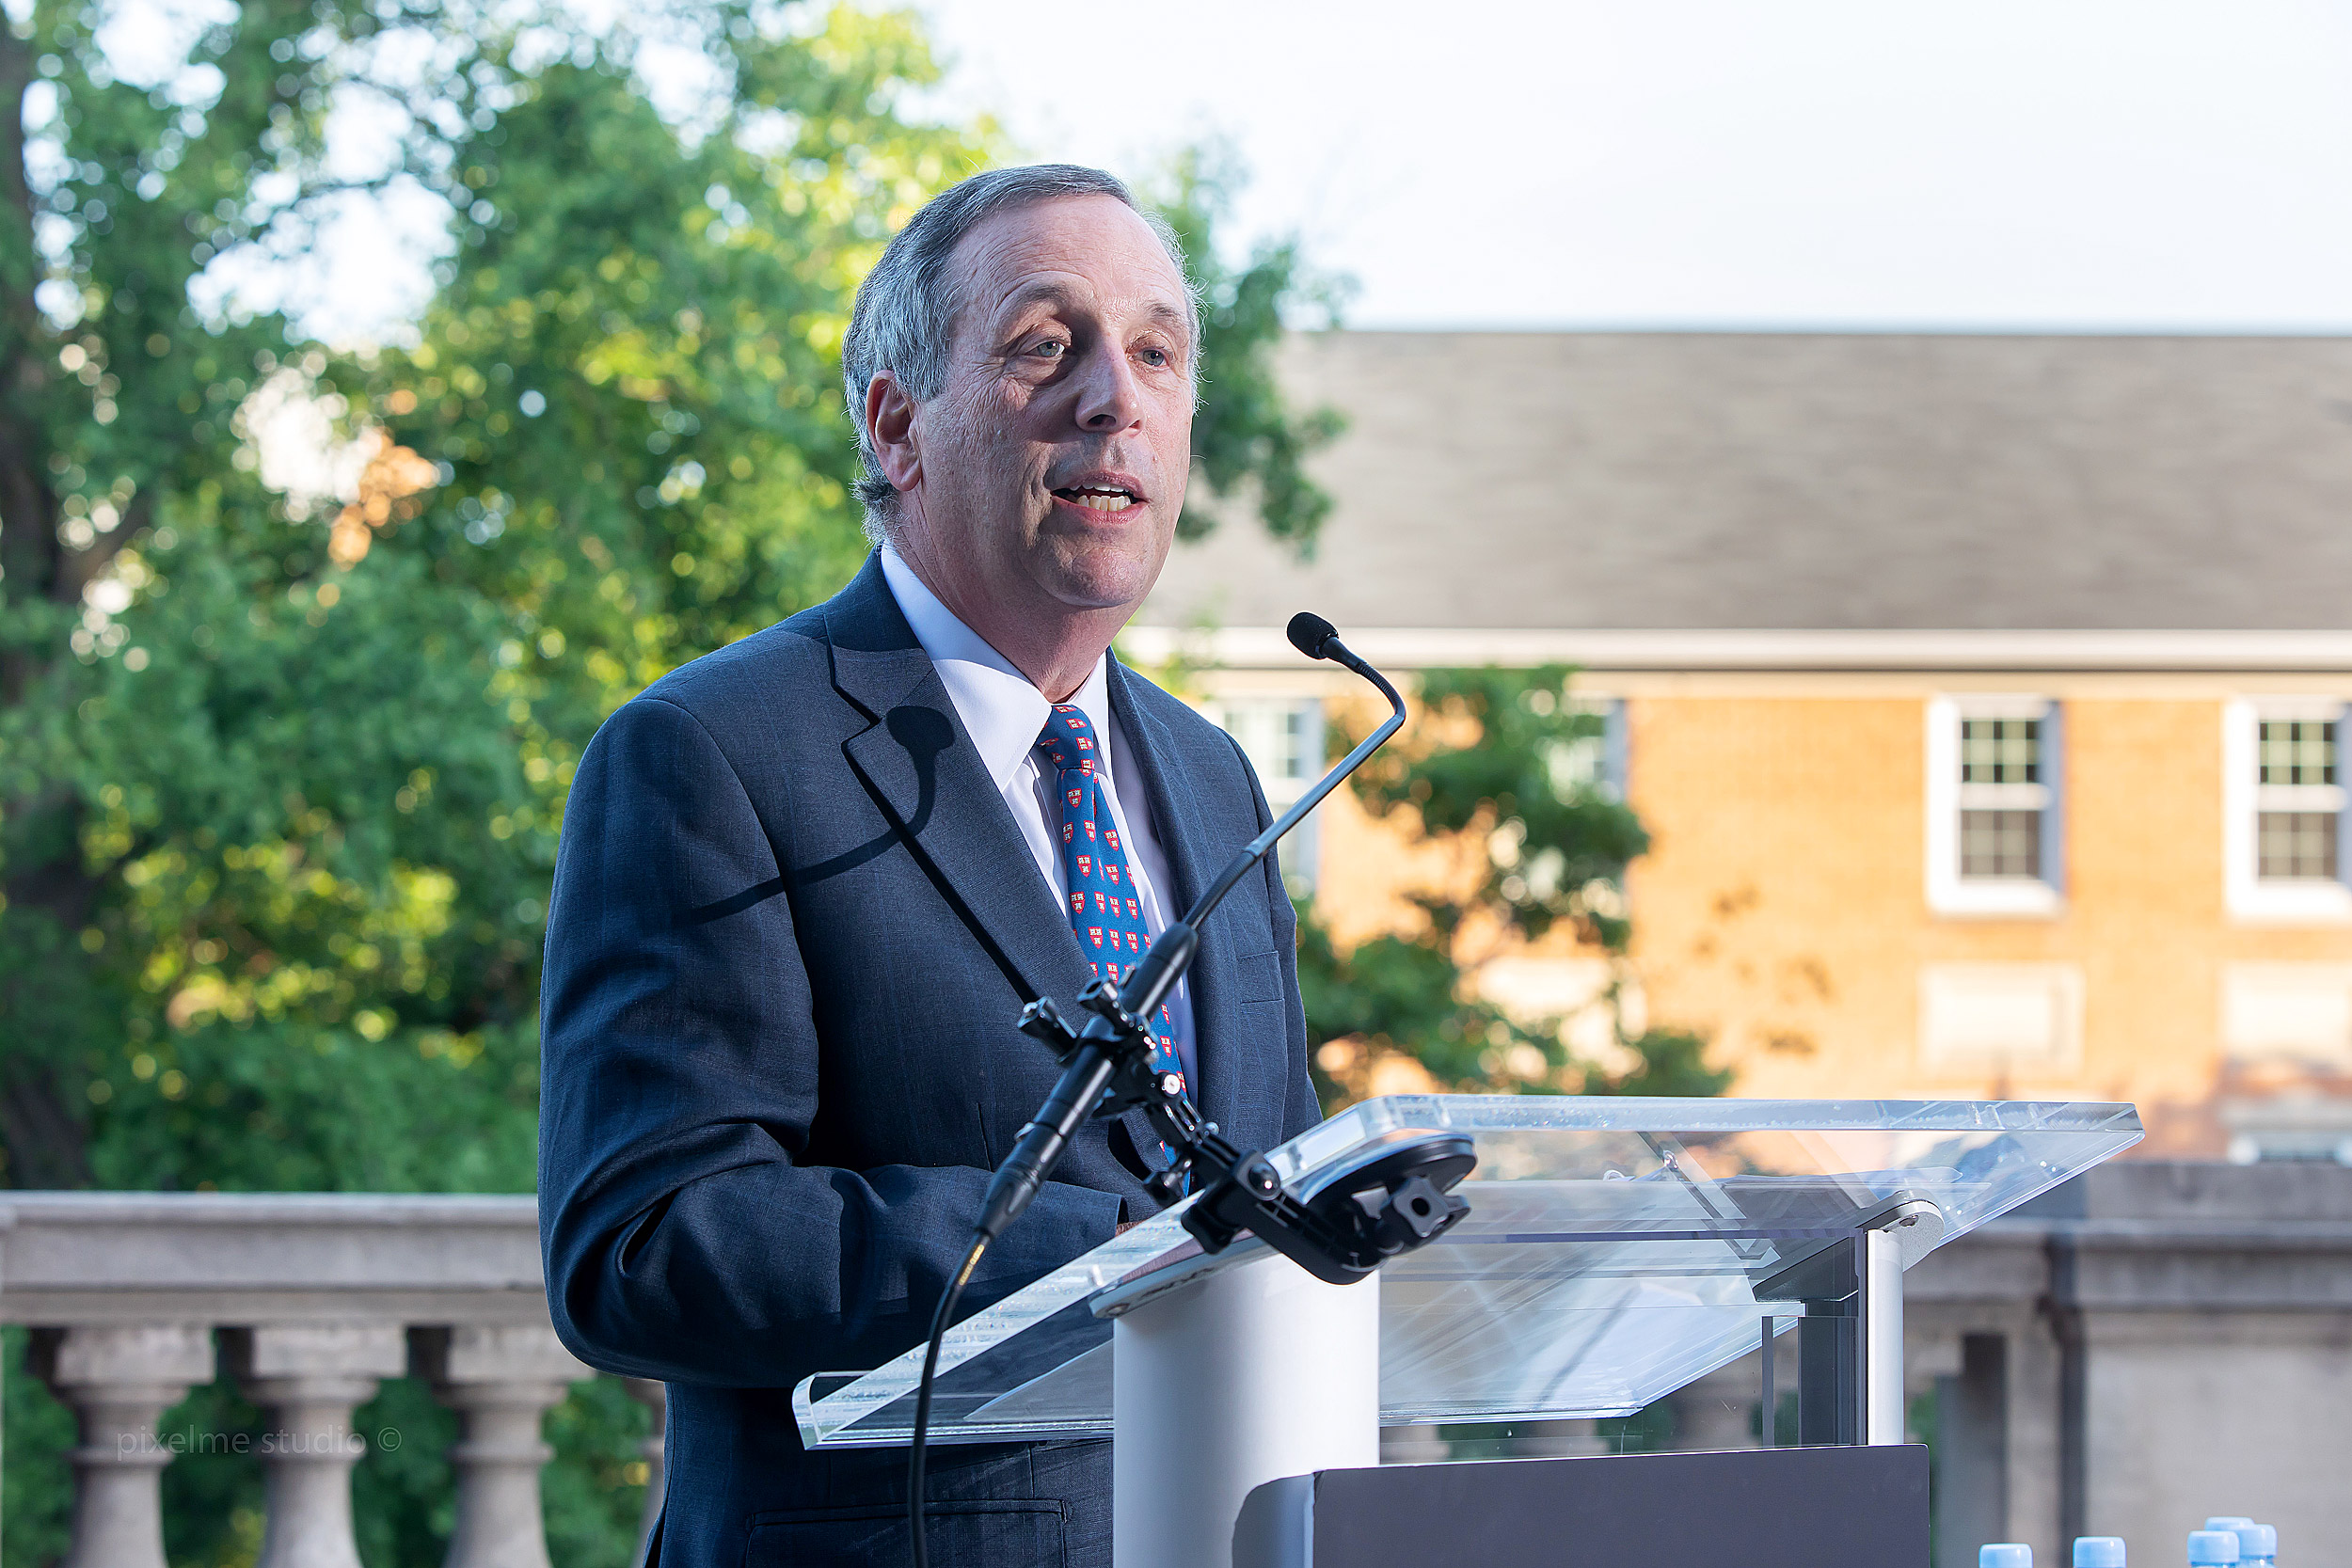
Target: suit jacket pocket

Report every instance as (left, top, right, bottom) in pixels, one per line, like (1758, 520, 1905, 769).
(745, 1497, 1067, 1568)
(1232, 948, 1284, 1005)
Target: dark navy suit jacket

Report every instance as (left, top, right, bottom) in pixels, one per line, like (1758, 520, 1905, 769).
(538, 554, 1318, 1566)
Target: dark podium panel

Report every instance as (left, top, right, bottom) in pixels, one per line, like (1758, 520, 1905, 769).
(1233, 1445, 1930, 1568)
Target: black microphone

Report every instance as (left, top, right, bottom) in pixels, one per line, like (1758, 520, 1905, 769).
(1287, 610, 1338, 659)
(1288, 611, 1399, 705)
(971, 614, 1406, 1242)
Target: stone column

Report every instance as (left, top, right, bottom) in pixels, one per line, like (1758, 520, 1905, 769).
(225, 1323, 408, 1568)
(29, 1323, 215, 1568)
(413, 1324, 591, 1568)
(622, 1378, 667, 1554)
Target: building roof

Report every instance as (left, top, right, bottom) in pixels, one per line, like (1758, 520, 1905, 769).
(1138, 332, 2352, 657)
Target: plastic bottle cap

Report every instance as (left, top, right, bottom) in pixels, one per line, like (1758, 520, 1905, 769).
(2074, 1537, 2127, 1567)
(2188, 1531, 2243, 1566)
(1982, 1546, 2035, 1568)
(2204, 1520, 2254, 1533)
(2233, 1525, 2276, 1560)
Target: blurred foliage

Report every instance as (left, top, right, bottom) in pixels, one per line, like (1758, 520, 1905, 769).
(2, 1329, 73, 1566)
(1, 0, 1347, 1559)
(1356, 666, 1653, 949)
(1300, 666, 1729, 1106)
(1152, 143, 1349, 551)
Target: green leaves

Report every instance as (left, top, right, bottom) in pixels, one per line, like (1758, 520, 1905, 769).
(1149, 145, 1349, 551)
(3, 3, 1375, 1553)
(1355, 665, 1650, 948)
(1300, 665, 1725, 1105)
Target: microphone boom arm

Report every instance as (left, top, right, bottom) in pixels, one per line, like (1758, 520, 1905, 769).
(1174, 656, 1407, 950)
(971, 616, 1470, 1279)
(914, 616, 1475, 1568)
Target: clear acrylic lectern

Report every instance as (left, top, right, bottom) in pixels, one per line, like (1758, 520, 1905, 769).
(794, 1096, 2141, 1568)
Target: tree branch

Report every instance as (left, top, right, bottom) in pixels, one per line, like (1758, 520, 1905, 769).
(50, 488, 153, 606)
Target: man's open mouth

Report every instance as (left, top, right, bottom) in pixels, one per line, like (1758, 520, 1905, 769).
(1052, 484, 1140, 513)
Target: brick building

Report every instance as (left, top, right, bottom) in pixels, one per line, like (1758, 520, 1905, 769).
(1135, 330, 2352, 1157)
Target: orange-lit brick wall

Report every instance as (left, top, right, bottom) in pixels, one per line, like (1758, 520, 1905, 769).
(1621, 690, 2352, 1154)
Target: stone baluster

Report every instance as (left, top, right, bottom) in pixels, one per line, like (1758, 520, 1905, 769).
(1377, 1422, 1450, 1462)
(622, 1378, 667, 1553)
(1513, 1417, 1609, 1457)
(224, 1323, 408, 1568)
(29, 1323, 215, 1568)
(1668, 1355, 1762, 1450)
(413, 1324, 592, 1568)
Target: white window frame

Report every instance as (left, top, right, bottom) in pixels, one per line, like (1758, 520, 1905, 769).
(2223, 697, 2352, 925)
(1212, 695, 1327, 895)
(1925, 694, 2064, 919)
(1549, 694, 1628, 802)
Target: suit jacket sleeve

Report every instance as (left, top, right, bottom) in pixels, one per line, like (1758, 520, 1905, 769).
(536, 695, 1122, 1388)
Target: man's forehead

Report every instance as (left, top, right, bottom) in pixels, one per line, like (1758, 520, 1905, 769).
(950, 195, 1189, 326)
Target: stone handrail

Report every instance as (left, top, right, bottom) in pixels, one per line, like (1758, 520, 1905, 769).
(9, 1164, 2352, 1568)
(0, 1192, 661, 1568)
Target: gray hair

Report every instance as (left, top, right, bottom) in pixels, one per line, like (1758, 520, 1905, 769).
(841, 164, 1201, 542)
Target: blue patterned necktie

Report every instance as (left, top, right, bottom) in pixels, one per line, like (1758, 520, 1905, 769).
(1036, 704, 1187, 1104)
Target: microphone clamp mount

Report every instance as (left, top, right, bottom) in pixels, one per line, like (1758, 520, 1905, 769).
(1017, 985, 1474, 1284)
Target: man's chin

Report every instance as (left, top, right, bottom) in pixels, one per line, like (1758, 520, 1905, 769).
(1034, 537, 1168, 614)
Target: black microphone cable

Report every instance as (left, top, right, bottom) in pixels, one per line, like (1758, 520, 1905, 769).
(908, 1230, 988, 1568)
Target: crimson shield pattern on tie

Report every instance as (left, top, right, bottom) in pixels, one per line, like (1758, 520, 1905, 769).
(1035, 705, 1187, 1112)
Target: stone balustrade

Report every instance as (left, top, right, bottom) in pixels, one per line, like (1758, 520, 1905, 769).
(1387, 1161, 2352, 1568)
(0, 1192, 644, 1568)
(8, 1164, 2352, 1567)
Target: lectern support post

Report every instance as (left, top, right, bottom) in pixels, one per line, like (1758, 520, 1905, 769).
(1863, 1225, 1905, 1445)
(1788, 1216, 1915, 1446)
(1107, 1249, 1379, 1568)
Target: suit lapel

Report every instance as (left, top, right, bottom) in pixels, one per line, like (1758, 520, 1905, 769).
(827, 557, 1089, 1009)
(821, 558, 1279, 1174)
(1107, 657, 1258, 1150)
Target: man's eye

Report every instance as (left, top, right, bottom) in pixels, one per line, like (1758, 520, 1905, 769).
(1026, 339, 1067, 359)
(1137, 347, 1169, 368)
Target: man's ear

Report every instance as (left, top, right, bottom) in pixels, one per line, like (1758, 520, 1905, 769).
(865, 372, 922, 496)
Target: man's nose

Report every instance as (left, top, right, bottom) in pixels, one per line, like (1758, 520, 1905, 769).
(1073, 345, 1147, 434)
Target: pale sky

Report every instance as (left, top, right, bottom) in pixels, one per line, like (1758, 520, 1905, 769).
(914, 0, 2352, 332)
(226, 0, 2352, 340)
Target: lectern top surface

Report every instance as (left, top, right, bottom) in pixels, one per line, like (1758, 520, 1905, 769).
(793, 1095, 2139, 1449)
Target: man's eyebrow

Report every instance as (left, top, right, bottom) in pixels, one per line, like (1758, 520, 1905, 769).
(990, 279, 1082, 331)
(1138, 299, 1194, 340)
(990, 281, 1196, 344)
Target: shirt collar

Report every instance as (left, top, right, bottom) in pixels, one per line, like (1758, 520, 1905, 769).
(878, 547, 1113, 792)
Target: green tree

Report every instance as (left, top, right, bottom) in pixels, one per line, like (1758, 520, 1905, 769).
(1300, 666, 1729, 1104)
(2, 0, 1353, 1558)
(1150, 144, 1348, 550)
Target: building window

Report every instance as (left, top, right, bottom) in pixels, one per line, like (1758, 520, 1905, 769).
(2225, 700, 2352, 923)
(1549, 696, 1628, 802)
(2258, 811, 2339, 880)
(2256, 719, 2340, 879)
(1959, 808, 2042, 879)
(1213, 697, 1326, 894)
(1927, 697, 2063, 917)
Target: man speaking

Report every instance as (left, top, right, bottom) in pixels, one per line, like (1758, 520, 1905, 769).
(538, 166, 1319, 1565)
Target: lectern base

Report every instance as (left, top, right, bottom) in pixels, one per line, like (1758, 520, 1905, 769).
(1233, 1445, 1931, 1568)
(1110, 1249, 1378, 1568)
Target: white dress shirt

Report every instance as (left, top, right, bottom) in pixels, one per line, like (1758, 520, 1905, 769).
(878, 548, 1197, 1082)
